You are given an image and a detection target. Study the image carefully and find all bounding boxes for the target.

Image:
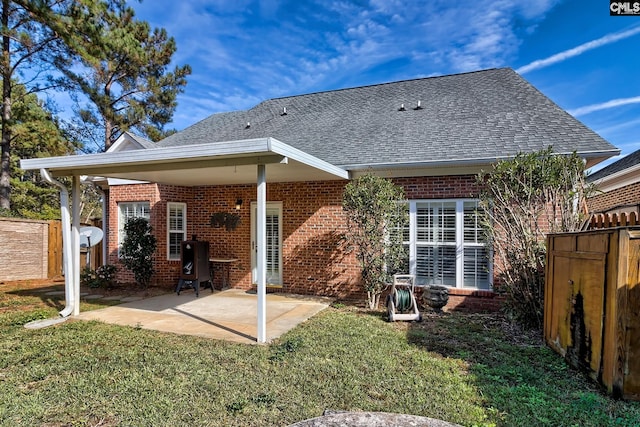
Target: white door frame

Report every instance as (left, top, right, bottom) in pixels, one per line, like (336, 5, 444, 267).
(251, 201, 283, 285)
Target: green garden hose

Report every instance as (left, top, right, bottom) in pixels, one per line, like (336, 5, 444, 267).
(394, 288, 413, 312)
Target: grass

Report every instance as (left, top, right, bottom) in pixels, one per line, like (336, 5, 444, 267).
(1, 281, 640, 426)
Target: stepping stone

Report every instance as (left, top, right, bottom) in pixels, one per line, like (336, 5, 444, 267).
(120, 296, 143, 302)
(44, 291, 65, 296)
(84, 294, 104, 300)
(102, 296, 124, 301)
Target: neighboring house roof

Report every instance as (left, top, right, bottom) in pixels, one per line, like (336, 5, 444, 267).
(157, 68, 618, 170)
(587, 148, 640, 194)
(588, 149, 640, 182)
(108, 131, 156, 152)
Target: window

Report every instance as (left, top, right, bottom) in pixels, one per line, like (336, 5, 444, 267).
(403, 200, 491, 290)
(167, 203, 187, 260)
(118, 202, 150, 255)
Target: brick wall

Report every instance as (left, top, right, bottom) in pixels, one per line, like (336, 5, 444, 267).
(0, 217, 49, 281)
(588, 182, 640, 213)
(107, 174, 500, 311)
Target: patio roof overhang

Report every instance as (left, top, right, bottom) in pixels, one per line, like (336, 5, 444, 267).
(20, 137, 350, 185)
(20, 137, 349, 344)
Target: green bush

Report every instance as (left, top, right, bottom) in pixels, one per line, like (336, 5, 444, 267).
(477, 148, 595, 328)
(120, 217, 157, 288)
(343, 173, 407, 309)
(80, 264, 118, 288)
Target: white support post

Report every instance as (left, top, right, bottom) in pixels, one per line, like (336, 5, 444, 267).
(72, 176, 81, 316)
(256, 164, 267, 343)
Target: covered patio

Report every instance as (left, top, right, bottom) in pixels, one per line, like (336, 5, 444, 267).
(20, 137, 349, 343)
(74, 288, 332, 344)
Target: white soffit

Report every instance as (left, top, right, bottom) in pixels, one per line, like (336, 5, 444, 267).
(20, 138, 349, 186)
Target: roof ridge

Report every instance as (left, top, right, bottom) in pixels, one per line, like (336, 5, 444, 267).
(265, 67, 510, 102)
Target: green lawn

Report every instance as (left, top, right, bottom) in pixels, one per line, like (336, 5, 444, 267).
(1, 282, 640, 426)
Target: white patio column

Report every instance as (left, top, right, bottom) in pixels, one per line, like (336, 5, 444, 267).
(72, 175, 81, 316)
(256, 164, 267, 343)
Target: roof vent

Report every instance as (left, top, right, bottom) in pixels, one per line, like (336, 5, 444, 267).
(414, 100, 423, 110)
(281, 107, 287, 116)
(398, 103, 406, 111)
(245, 122, 251, 129)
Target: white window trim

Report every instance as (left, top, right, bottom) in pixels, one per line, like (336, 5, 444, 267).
(167, 202, 187, 261)
(404, 198, 492, 290)
(118, 201, 151, 257)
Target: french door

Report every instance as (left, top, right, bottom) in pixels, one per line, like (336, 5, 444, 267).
(251, 202, 283, 285)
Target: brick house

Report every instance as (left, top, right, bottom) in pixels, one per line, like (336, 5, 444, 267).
(22, 67, 619, 315)
(588, 149, 640, 217)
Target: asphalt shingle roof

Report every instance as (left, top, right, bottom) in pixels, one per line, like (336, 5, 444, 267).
(124, 131, 156, 149)
(588, 148, 640, 181)
(157, 68, 618, 168)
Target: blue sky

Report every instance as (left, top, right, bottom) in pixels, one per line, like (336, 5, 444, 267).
(130, 0, 640, 172)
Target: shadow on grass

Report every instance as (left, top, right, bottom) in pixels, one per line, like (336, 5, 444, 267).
(4, 282, 66, 312)
(403, 311, 640, 426)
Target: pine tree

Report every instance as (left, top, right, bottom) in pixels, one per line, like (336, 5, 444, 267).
(1, 0, 190, 210)
(54, 1, 191, 151)
(8, 83, 76, 219)
(1, 0, 69, 210)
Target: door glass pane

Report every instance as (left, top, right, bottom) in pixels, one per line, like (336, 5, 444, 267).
(252, 204, 282, 285)
(266, 213, 279, 283)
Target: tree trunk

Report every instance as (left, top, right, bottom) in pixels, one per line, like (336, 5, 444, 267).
(103, 80, 113, 151)
(0, 0, 12, 210)
(367, 291, 381, 310)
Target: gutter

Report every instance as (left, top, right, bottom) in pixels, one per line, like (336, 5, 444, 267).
(340, 149, 621, 171)
(40, 169, 75, 317)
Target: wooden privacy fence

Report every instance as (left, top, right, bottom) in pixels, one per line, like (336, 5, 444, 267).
(0, 218, 61, 281)
(0, 217, 104, 282)
(545, 227, 640, 400)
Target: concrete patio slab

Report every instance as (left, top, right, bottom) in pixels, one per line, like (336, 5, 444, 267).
(74, 289, 332, 344)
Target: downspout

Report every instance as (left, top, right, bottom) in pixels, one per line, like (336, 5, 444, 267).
(40, 168, 74, 317)
(91, 182, 107, 265)
(72, 176, 81, 316)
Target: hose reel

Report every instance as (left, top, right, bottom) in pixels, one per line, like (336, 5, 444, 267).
(387, 274, 422, 322)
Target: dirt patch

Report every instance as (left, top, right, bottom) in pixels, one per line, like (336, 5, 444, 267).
(388, 310, 544, 349)
(1, 278, 169, 311)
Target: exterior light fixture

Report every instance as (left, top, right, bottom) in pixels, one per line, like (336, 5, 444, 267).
(235, 199, 243, 211)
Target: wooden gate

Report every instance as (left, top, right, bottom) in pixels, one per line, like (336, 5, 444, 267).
(48, 220, 63, 278)
(545, 228, 640, 400)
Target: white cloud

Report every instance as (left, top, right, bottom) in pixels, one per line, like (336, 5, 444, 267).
(569, 96, 640, 117)
(517, 26, 640, 74)
(133, 0, 566, 127)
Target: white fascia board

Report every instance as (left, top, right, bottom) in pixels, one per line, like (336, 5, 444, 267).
(268, 138, 349, 179)
(21, 136, 349, 181)
(20, 138, 275, 171)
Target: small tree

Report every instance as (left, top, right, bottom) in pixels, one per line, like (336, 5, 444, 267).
(343, 174, 407, 309)
(120, 217, 157, 288)
(477, 148, 595, 328)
